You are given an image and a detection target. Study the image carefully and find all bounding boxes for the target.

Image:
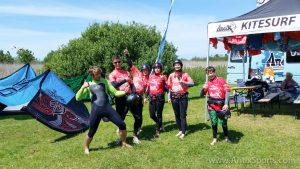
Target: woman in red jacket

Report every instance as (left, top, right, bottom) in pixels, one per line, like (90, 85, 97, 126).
(167, 59, 194, 139)
(147, 63, 167, 137)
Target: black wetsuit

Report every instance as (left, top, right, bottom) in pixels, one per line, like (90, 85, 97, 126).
(88, 83, 126, 138)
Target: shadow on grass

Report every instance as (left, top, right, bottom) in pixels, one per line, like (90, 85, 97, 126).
(186, 123, 211, 136)
(135, 121, 179, 140)
(231, 102, 300, 119)
(188, 96, 202, 101)
(139, 121, 211, 140)
(89, 141, 121, 151)
(90, 137, 135, 151)
(218, 129, 244, 144)
(0, 114, 32, 121)
(52, 133, 80, 143)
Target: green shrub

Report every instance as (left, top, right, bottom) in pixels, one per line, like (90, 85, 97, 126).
(44, 22, 177, 79)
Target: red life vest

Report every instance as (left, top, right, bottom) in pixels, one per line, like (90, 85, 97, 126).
(148, 74, 167, 95)
(167, 71, 193, 94)
(203, 76, 230, 110)
(109, 69, 131, 94)
(131, 65, 148, 94)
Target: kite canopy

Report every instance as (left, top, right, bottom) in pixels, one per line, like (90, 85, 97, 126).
(0, 65, 90, 134)
(0, 64, 36, 113)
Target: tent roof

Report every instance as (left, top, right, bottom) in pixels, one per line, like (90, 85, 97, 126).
(208, 0, 300, 38)
(221, 0, 300, 22)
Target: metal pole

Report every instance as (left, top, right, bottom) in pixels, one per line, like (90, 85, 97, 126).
(205, 27, 210, 122)
(242, 51, 245, 82)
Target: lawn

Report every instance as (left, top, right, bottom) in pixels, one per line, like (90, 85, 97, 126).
(0, 85, 299, 169)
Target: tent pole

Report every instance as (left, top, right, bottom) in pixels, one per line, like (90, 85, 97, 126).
(242, 50, 246, 82)
(248, 52, 252, 80)
(205, 35, 210, 123)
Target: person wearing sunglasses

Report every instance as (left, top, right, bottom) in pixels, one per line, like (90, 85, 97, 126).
(109, 54, 138, 142)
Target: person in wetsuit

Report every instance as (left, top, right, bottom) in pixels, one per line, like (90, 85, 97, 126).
(76, 66, 131, 155)
(167, 59, 194, 139)
(200, 66, 231, 145)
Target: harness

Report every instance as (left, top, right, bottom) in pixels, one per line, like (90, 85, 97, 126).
(149, 93, 164, 101)
(207, 97, 225, 105)
(171, 92, 188, 99)
(207, 97, 231, 119)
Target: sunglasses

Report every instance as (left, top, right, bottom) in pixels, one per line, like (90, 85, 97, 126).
(113, 61, 121, 64)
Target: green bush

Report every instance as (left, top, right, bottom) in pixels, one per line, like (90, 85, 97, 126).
(0, 50, 14, 63)
(44, 22, 177, 78)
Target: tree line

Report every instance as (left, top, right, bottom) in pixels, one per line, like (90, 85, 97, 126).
(44, 22, 177, 79)
(0, 48, 37, 64)
(2, 22, 229, 79)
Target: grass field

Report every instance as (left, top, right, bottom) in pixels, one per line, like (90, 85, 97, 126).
(0, 85, 300, 169)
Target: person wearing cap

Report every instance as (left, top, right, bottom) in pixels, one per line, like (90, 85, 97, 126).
(147, 62, 168, 137)
(200, 66, 231, 145)
(124, 48, 150, 144)
(167, 59, 194, 139)
(281, 72, 299, 95)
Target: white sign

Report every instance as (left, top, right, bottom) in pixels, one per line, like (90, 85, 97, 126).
(208, 14, 300, 38)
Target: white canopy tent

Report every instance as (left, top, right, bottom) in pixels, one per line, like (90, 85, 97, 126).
(204, 0, 300, 121)
(206, 0, 300, 82)
(208, 0, 300, 38)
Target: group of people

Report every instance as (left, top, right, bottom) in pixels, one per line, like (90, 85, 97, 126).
(76, 48, 231, 154)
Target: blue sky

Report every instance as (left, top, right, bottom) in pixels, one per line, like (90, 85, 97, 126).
(0, 0, 256, 60)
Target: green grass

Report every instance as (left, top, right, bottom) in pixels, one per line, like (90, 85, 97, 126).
(0, 85, 299, 169)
